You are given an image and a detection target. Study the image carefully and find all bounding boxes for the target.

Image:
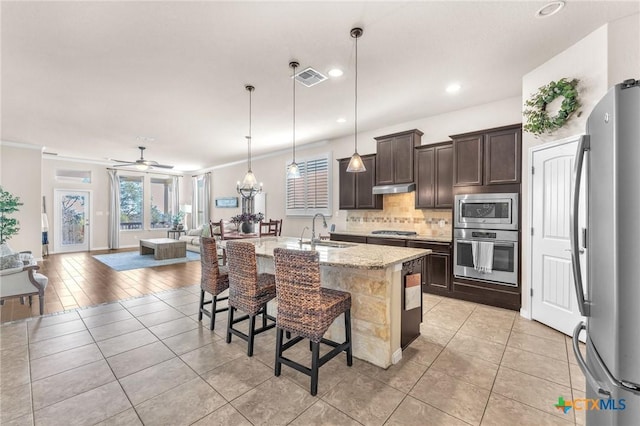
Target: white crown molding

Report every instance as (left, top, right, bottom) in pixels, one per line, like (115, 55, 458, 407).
(193, 139, 330, 175)
(43, 154, 113, 166)
(0, 140, 44, 151)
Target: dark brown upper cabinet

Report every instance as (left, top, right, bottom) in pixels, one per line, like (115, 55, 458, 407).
(451, 124, 521, 187)
(338, 154, 383, 210)
(415, 142, 453, 209)
(375, 129, 423, 185)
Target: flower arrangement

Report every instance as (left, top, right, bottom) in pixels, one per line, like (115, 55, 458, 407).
(231, 212, 264, 225)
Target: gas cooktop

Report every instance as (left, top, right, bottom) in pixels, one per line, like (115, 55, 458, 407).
(371, 230, 418, 236)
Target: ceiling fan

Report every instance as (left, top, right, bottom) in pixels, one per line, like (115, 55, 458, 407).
(111, 146, 174, 170)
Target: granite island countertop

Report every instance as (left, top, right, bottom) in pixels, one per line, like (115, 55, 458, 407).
(329, 230, 452, 243)
(220, 236, 431, 270)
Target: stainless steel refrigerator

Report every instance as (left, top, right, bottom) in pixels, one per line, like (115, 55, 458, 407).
(571, 79, 640, 425)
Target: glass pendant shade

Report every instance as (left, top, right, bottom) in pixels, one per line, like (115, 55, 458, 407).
(346, 152, 366, 172)
(287, 161, 301, 179)
(242, 170, 257, 187)
(348, 27, 366, 173)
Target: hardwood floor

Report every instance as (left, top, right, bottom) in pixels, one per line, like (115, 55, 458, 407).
(0, 249, 201, 323)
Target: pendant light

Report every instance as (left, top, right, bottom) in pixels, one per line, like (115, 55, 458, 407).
(347, 27, 366, 173)
(237, 85, 263, 199)
(287, 61, 301, 179)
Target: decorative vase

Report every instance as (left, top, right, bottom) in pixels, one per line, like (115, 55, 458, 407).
(241, 222, 253, 234)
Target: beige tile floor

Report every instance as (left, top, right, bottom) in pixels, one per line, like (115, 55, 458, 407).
(0, 290, 586, 426)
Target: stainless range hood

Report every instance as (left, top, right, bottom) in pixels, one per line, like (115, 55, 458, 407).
(372, 183, 416, 195)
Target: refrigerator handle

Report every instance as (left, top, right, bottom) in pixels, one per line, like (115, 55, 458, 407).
(570, 135, 590, 316)
(572, 322, 611, 397)
(573, 322, 640, 396)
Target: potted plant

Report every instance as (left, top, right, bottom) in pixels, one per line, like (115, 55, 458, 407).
(231, 212, 264, 234)
(171, 211, 186, 230)
(0, 187, 23, 244)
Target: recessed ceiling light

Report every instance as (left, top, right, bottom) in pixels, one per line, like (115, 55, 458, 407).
(328, 68, 344, 77)
(446, 83, 461, 93)
(535, 1, 565, 18)
(337, 118, 347, 123)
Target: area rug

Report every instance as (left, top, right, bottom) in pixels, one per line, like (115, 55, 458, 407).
(92, 250, 200, 271)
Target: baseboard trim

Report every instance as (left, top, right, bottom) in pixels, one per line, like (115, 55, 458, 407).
(392, 348, 402, 365)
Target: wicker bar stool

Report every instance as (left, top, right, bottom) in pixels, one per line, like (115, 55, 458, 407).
(225, 241, 277, 356)
(198, 237, 229, 330)
(273, 248, 352, 396)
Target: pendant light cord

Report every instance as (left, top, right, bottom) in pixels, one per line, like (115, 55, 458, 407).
(292, 63, 297, 163)
(354, 33, 358, 154)
(247, 86, 252, 172)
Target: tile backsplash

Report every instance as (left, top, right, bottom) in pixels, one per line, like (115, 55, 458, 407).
(346, 193, 452, 237)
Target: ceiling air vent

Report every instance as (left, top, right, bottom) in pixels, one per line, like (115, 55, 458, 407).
(294, 67, 328, 87)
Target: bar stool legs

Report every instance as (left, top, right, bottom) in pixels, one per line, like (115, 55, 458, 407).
(345, 309, 353, 366)
(198, 290, 228, 330)
(226, 305, 276, 357)
(274, 309, 353, 396)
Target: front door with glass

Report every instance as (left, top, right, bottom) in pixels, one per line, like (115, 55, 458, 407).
(54, 190, 90, 253)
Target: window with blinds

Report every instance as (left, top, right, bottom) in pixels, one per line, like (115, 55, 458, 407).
(286, 154, 332, 216)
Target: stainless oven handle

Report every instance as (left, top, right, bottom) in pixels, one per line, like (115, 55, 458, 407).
(456, 239, 515, 248)
(570, 135, 590, 316)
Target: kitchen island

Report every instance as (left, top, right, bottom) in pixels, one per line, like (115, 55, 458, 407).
(220, 236, 430, 368)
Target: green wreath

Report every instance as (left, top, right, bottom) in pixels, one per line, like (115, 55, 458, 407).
(524, 78, 580, 136)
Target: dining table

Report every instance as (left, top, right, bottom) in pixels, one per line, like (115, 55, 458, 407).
(221, 231, 259, 240)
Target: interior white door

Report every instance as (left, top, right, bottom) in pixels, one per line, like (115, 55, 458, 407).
(54, 190, 90, 253)
(531, 137, 587, 336)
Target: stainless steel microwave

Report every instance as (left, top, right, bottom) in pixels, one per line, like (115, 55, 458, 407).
(454, 193, 518, 230)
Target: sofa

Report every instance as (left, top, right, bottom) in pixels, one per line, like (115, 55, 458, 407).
(179, 227, 208, 253)
(178, 222, 236, 253)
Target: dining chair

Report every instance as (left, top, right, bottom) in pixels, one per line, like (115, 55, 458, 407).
(258, 220, 280, 237)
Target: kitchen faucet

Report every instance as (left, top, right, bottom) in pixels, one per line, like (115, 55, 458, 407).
(299, 226, 309, 245)
(311, 213, 327, 244)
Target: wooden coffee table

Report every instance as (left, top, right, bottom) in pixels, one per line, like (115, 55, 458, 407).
(139, 238, 187, 260)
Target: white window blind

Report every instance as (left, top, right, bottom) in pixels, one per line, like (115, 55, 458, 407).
(286, 154, 332, 216)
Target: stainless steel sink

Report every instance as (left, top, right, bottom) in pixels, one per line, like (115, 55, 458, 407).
(298, 240, 356, 248)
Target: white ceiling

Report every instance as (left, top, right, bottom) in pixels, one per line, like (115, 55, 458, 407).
(2, 1, 638, 171)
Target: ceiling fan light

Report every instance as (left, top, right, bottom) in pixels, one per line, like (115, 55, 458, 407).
(346, 152, 366, 173)
(287, 161, 301, 179)
(135, 163, 149, 171)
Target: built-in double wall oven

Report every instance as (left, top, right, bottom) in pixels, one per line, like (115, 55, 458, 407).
(453, 193, 519, 287)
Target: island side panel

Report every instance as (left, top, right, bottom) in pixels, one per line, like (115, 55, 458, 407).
(322, 264, 401, 369)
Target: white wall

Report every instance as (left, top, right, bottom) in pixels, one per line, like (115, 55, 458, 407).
(0, 143, 43, 253)
(208, 96, 522, 239)
(521, 17, 640, 318)
(608, 13, 640, 87)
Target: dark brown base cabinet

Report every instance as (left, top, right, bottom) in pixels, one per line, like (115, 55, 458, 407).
(406, 241, 451, 294)
(338, 154, 382, 210)
(451, 277, 521, 311)
(330, 233, 520, 311)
